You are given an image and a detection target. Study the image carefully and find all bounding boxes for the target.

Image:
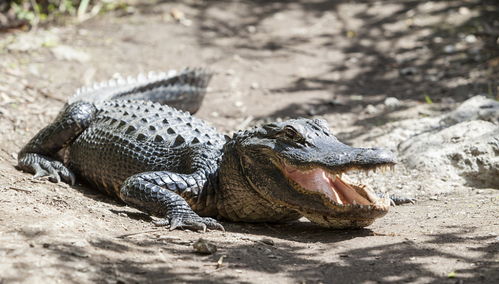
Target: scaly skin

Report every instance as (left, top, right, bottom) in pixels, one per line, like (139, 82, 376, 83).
(17, 68, 402, 231)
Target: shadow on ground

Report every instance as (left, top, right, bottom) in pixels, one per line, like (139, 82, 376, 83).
(3, 225, 497, 283)
(137, 0, 499, 120)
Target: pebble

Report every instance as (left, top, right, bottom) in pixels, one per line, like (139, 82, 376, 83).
(260, 238, 275, 246)
(364, 104, 378, 114)
(384, 97, 401, 109)
(262, 248, 272, 255)
(193, 238, 217, 255)
(400, 67, 418, 76)
(465, 34, 477, 43)
(443, 45, 455, 53)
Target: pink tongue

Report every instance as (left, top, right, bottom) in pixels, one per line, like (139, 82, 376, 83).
(331, 178, 371, 205)
(284, 167, 343, 204)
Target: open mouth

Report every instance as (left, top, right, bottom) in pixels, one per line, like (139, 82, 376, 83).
(282, 163, 392, 207)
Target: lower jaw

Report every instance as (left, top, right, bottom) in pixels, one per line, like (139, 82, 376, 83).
(299, 204, 390, 228)
(303, 213, 380, 229)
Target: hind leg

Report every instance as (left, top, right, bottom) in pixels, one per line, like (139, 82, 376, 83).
(17, 101, 96, 184)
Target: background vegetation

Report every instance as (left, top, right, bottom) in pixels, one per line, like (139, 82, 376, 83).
(0, 0, 128, 27)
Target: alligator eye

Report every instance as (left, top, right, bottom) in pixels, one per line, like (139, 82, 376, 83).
(282, 126, 302, 141)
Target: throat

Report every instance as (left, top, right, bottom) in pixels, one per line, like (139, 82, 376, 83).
(188, 170, 220, 217)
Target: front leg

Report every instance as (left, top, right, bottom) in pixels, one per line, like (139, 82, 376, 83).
(119, 171, 224, 232)
(17, 101, 96, 184)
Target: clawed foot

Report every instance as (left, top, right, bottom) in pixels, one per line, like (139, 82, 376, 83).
(17, 153, 75, 185)
(377, 192, 415, 206)
(389, 195, 416, 206)
(154, 214, 224, 232)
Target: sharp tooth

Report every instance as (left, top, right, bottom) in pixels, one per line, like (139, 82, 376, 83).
(352, 200, 357, 206)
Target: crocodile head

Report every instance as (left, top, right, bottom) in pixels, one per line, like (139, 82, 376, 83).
(221, 118, 394, 228)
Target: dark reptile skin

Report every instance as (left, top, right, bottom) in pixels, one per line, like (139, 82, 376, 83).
(69, 99, 225, 196)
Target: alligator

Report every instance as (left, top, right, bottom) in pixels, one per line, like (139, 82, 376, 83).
(17, 68, 399, 231)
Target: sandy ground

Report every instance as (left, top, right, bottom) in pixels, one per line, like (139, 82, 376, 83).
(0, 1, 498, 283)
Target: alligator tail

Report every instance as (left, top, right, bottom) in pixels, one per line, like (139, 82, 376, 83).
(68, 68, 213, 114)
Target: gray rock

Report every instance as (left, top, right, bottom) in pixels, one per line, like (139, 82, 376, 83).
(442, 95, 499, 125)
(399, 120, 499, 188)
(356, 96, 499, 190)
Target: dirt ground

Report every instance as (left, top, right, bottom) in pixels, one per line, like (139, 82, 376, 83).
(0, 1, 498, 283)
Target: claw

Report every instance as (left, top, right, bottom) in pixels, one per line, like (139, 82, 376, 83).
(390, 195, 416, 206)
(166, 215, 222, 232)
(212, 223, 225, 232)
(18, 153, 75, 185)
(153, 219, 170, 227)
(59, 168, 76, 185)
(198, 223, 207, 233)
(169, 218, 182, 231)
(32, 163, 48, 178)
(47, 168, 61, 183)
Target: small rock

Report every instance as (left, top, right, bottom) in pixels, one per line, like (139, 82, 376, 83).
(250, 82, 260, 89)
(260, 238, 275, 246)
(247, 25, 256, 33)
(400, 67, 418, 76)
(433, 37, 443, 43)
(262, 248, 272, 255)
(350, 95, 363, 101)
(384, 97, 401, 109)
(193, 238, 217, 255)
(443, 45, 455, 53)
(365, 104, 378, 114)
(458, 7, 470, 15)
(464, 34, 477, 44)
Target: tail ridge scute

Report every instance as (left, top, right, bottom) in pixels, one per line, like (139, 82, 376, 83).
(68, 68, 213, 114)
